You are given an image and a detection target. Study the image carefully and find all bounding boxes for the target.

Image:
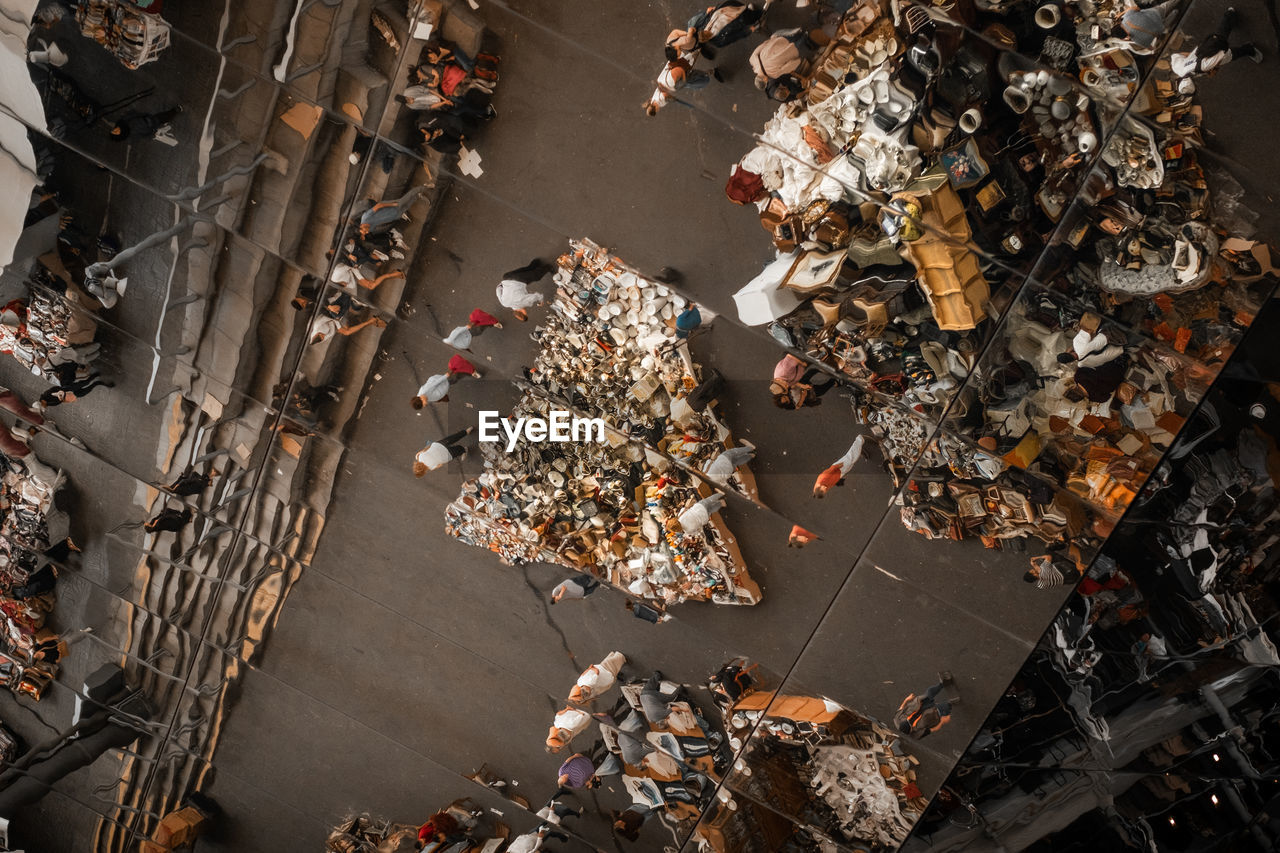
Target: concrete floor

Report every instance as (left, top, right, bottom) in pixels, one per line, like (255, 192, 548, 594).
(3, 0, 1279, 851)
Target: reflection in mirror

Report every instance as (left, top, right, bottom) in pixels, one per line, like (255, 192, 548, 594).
(899, 297, 1280, 852)
(713, 658, 928, 851)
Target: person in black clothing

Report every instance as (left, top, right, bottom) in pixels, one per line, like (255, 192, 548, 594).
(417, 111, 469, 154)
(143, 507, 192, 535)
(610, 808, 650, 842)
(1185, 7, 1263, 73)
(166, 468, 217, 497)
(624, 599, 671, 625)
(685, 368, 725, 413)
(110, 106, 181, 141)
(40, 363, 112, 406)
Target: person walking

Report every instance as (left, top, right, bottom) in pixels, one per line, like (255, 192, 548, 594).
(554, 752, 602, 791)
(329, 261, 405, 292)
(813, 435, 865, 498)
(894, 673, 957, 738)
(39, 373, 112, 406)
(467, 307, 502, 331)
(143, 506, 193, 535)
(1170, 6, 1263, 85)
(676, 493, 726, 534)
(165, 467, 217, 497)
(413, 427, 474, 476)
(787, 524, 818, 547)
(355, 186, 424, 235)
(568, 651, 626, 704)
(625, 598, 672, 624)
(496, 258, 554, 321)
(643, 55, 721, 115)
(412, 372, 452, 408)
(109, 106, 181, 141)
(770, 353, 836, 408)
(442, 308, 503, 350)
(411, 357, 481, 409)
(545, 704, 593, 753)
(536, 798, 581, 837)
(309, 314, 385, 345)
(687, 2, 764, 57)
(448, 353, 481, 379)
(550, 574, 600, 603)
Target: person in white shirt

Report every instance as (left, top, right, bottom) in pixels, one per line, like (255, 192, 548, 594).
(413, 427, 473, 476)
(1169, 6, 1262, 86)
(545, 705, 592, 753)
(701, 440, 755, 485)
(677, 493, 726, 535)
(505, 828, 545, 853)
(329, 261, 404, 293)
(568, 651, 626, 704)
(496, 258, 554, 321)
(643, 56, 718, 116)
(309, 314, 385, 345)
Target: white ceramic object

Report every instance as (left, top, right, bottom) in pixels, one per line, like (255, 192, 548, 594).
(1035, 4, 1060, 29)
(959, 107, 981, 133)
(1004, 85, 1031, 114)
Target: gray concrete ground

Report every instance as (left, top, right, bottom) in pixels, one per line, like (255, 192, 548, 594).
(2, 0, 1278, 851)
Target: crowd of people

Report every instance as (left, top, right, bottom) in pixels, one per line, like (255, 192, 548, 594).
(404, 36, 501, 156)
(0, 389, 75, 702)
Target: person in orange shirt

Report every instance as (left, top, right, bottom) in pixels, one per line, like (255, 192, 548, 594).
(787, 525, 818, 548)
(812, 435, 865, 498)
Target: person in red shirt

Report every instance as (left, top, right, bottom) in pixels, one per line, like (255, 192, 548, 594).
(468, 308, 502, 329)
(447, 354, 482, 379)
(416, 811, 459, 847)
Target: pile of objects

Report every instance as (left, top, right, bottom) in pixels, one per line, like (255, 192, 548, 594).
(325, 814, 419, 853)
(726, 0, 1274, 554)
(0, 439, 69, 701)
(0, 257, 102, 388)
(447, 239, 761, 608)
(551, 656, 725, 832)
(74, 0, 171, 69)
(704, 660, 925, 850)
